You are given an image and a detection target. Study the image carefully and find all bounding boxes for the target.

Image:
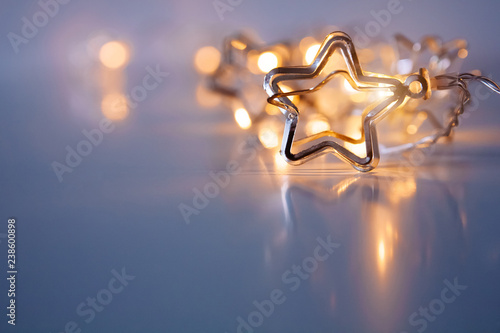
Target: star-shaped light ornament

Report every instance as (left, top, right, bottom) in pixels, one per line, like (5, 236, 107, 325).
(264, 31, 433, 172)
(202, 32, 294, 130)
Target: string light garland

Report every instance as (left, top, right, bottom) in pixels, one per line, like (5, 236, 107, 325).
(195, 30, 500, 172)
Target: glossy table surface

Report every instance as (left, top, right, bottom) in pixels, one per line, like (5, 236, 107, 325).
(1, 1, 500, 332)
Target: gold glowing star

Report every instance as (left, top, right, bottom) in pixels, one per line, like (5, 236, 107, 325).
(264, 31, 431, 172)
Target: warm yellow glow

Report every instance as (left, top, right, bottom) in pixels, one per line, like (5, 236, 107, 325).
(305, 44, 321, 65)
(407, 124, 418, 135)
(316, 86, 338, 115)
(101, 93, 129, 121)
(458, 49, 468, 59)
(370, 203, 399, 282)
(343, 78, 357, 94)
(280, 84, 299, 104)
(350, 92, 367, 103)
(378, 241, 386, 261)
(194, 46, 221, 74)
(418, 112, 428, 120)
(259, 127, 279, 149)
(234, 108, 252, 129)
(345, 142, 365, 158)
(299, 36, 317, 54)
(344, 79, 366, 103)
(274, 152, 288, 170)
(386, 224, 393, 236)
(390, 178, 417, 203)
(265, 103, 281, 115)
(258, 52, 279, 73)
(306, 117, 330, 136)
(322, 51, 345, 73)
(99, 41, 130, 69)
(231, 39, 247, 50)
(374, 89, 394, 100)
(335, 177, 359, 197)
(344, 115, 365, 157)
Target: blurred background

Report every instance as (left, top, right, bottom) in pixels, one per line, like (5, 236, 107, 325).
(1, 0, 500, 332)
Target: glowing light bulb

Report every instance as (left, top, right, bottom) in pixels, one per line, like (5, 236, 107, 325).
(194, 46, 221, 74)
(99, 41, 130, 69)
(101, 93, 129, 121)
(258, 52, 279, 73)
(258, 127, 279, 149)
(418, 112, 428, 120)
(458, 49, 468, 59)
(407, 124, 418, 135)
(305, 44, 321, 65)
(234, 108, 252, 129)
(231, 39, 247, 50)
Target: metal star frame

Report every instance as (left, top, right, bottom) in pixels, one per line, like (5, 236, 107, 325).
(209, 32, 293, 126)
(264, 31, 431, 172)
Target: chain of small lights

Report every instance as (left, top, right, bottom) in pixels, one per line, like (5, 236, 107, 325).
(194, 30, 499, 171)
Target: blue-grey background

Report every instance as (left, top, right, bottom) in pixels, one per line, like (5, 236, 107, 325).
(1, 0, 500, 332)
